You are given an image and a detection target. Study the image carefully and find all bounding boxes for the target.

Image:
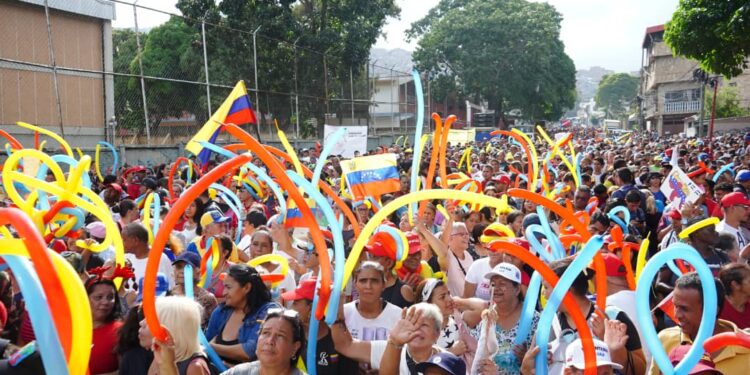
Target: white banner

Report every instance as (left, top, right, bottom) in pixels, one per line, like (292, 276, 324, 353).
(323, 125, 368, 158)
(660, 166, 703, 210)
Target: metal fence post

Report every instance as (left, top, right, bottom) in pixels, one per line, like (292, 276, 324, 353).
(43, 0, 65, 137)
(350, 67, 355, 125)
(293, 38, 301, 139)
(133, 2, 151, 145)
(201, 20, 211, 117)
(252, 26, 261, 137)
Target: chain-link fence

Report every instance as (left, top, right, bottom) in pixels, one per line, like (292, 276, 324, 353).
(0, 0, 423, 148)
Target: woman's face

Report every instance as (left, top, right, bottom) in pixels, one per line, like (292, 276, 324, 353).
(355, 268, 385, 304)
(524, 200, 535, 213)
(138, 318, 154, 349)
(510, 215, 523, 234)
(410, 316, 440, 349)
(88, 283, 116, 323)
(490, 276, 519, 306)
(423, 207, 436, 226)
(185, 201, 197, 219)
(429, 285, 454, 315)
(256, 317, 301, 368)
(466, 213, 481, 232)
(250, 233, 273, 258)
(223, 275, 251, 309)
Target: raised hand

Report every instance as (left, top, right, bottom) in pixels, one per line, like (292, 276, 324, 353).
(389, 306, 424, 346)
(603, 319, 629, 352)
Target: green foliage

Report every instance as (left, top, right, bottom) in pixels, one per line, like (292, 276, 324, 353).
(594, 73, 639, 118)
(665, 0, 750, 78)
(407, 0, 576, 123)
(706, 85, 750, 118)
(112, 28, 143, 130)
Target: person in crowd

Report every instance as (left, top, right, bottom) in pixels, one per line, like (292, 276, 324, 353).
(716, 192, 750, 249)
(416, 352, 467, 375)
(463, 237, 504, 300)
(220, 307, 307, 375)
(187, 210, 231, 257)
(649, 272, 750, 374)
(343, 261, 403, 342)
(87, 266, 128, 374)
(364, 239, 414, 308)
(237, 211, 268, 256)
(177, 199, 206, 247)
(119, 305, 154, 375)
(205, 264, 280, 365)
(123, 222, 174, 295)
(283, 278, 358, 374)
(719, 263, 750, 329)
(333, 303, 446, 374)
(562, 338, 623, 375)
(113, 199, 140, 231)
(169, 252, 218, 327)
(416, 219, 474, 297)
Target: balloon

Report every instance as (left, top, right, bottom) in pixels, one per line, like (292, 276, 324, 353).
(247, 254, 290, 289)
(712, 162, 735, 182)
(408, 69, 426, 226)
(514, 271, 542, 346)
(607, 206, 630, 234)
(678, 216, 719, 239)
(95, 141, 119, 181)
(635, 237, 650, 282)
(168, 157, 201, 200)
(312, 127, 345, 188)
(438, 115, 456, 189)
(306, 275, 323, 375)
(534, 235, 604, 375)
(183, 264, 229, 372)
(374, 224, 409, 269)
(420, 113, 444, 219)
(524, 224, 557, 263)
(285, 172, 345, 324)
(491, 130, 538, 189)
(636, 243, 717, 375)
(198, 238, 220, 288)
(17, 121, 73, 157)
(0, 129, 23, 149)
(486, 239, 599, 374)
(507, 188, 590, 239)
(275, 120, 304, 175)
(537, 126, 578, 187)
(536, 206, 565, 259)
(704, 331, 750, 353)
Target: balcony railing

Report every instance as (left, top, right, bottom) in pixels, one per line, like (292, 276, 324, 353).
(664, 101, 700, 114)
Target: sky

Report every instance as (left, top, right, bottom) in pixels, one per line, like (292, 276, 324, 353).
(113, 0, 681, 73)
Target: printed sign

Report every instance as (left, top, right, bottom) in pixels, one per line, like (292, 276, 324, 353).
(323, 125, 368, 158)
(660, 167, 703, 209)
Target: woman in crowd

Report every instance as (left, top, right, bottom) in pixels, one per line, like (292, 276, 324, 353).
(113, 198, 139, 231)
(221, 308, 307, 375)
(466, 263, 537, 374)
(118, 305, 153, 375)
(143, 296, 212, 375)
(205, 264, 280, 366)
(87, 267, 126, 374)
(343, 261, 403, 342)
(177, 199, 206, 246)
(719, 263, 750, 328)
(205, 234, 237, 301)
(332, 302, 446, 374)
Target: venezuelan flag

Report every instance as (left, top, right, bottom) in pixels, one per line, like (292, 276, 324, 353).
(341, 153, 400, 201)
(284, 198, 328, 229)
(185, 81, 257, 168)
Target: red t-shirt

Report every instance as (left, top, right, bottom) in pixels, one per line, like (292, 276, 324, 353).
(719, 299, 750, 329)
(89, 320, 123, 374)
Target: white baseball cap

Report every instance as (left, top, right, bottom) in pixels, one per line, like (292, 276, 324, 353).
(484, 262, 522, 284)
(564, 338, 623, 370)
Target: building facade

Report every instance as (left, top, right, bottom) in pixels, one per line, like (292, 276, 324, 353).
(0, 0, 115, 146)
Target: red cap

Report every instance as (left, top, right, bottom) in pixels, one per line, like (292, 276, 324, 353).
(510, 238, 530, 251)
(602, 253, 626, 277)
(721, 192, 750, 208)
(365, 241, 391, 258)
(668, 345, 722, 374)
(496, 175, 511, 185)
(281, 277, 317, 301)
(108, 183, 123, 193)
(667, 210, 682, 220)
(406, 232, 421, 255)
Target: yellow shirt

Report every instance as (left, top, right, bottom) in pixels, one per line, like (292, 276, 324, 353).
(648, 319, 750, 374)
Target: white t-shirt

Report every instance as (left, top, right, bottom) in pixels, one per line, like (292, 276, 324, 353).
(124, 252, 173, 292)
(344, 301, 403, 341)
(446, 250, 473, 297)
(716, 220, 750, 249)
(369, 341, 445, 373)
(608, 290, 651, 365)
(237, 234, 252, 256)
(464, 257, 493, 300)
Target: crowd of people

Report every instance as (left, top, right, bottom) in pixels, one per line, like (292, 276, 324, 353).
(3, 125, 750, 375)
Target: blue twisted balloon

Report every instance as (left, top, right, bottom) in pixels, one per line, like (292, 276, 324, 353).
(514, 271, 542, 346)
(408, 69, 426, 220)
(313, 127, 346, 189)
(712, 162, 734, 182)
(607, 206, 630, 234)
(183, 264, 228, 372)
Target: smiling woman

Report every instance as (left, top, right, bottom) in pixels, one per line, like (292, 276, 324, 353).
(86, 272, 123, 375)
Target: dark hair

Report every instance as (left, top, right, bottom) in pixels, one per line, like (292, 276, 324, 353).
(715, 182, 734, 193)
(122, 222, 149, 244)
(716, 233, 737, 252)
(719, 263, 750, 295)
(590, 211, 610, 228)
(625, 189, 642, 203)
(216, 234, 234, 259)
(675, 272, 725, 315)
(550, 258, 591, 297)
(117, 305, 145, 354)
(263, 309, 306, 365)
(245, 211, 267, 229)
(592, 184, 608, 195)
(113, 199, 137, 217)
(189, 199, 207, 236)
(226, 264, 271, 313)
(415, 279, 446, 303)
(86, 279, 122, 323)
(616, 167, 634, 184)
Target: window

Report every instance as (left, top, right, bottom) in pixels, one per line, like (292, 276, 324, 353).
(665, 89, 701, 103)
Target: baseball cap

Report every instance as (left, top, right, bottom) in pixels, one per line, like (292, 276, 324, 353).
(406, 232, 421, 255)
(200, 210, 230, 228)
(281, 277, 317, 301)
(107, 183, 123, 193)
(496, 175, 511, 185)
(484, 262, 522, 283)
(415, 352, 466, 375)
(602, 253, 626, 277)
(668, 345, 723, 374)
(172, 252, 201, 268)
(86, 221, 107, 240)
(736, 170, 750, 182)
(365, 241, 391, 258)
(142, 177, 158, 190)
(565, 338, 623, 370)
(720, 191, 750, 208)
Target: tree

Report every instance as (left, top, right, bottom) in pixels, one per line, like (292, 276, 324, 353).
(706, 85, 750, 118)
(665, 0, 750, 78)
(112, 29, 144, 131)
(594, 73, 639, 118)
(407, 0, 576, 125)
